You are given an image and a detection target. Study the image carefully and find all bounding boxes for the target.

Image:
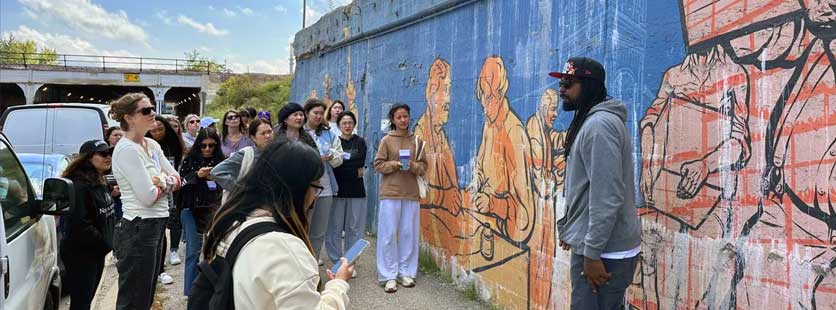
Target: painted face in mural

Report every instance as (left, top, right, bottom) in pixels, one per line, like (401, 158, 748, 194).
(392, 108, 410, 131)
(307, 106, 325, 127)
(477, 57, 508, 121)
(559, 78, 583, 111)
(427, 60, 452, 126)
(804, 0, 836, 34)
(540, 89, 558, 125)
(285, 111, 305, 130)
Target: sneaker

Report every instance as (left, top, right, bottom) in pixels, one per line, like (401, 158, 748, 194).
(318, 258, 324, 266)
(158, 273, 174, 285)
(397, 276, 416, 288)
(351, 269, 357, 278)
(169, 251, 181, 265)
(384, 280, 398, 293)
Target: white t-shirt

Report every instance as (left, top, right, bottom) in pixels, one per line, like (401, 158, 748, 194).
(113, 137, 179, 220)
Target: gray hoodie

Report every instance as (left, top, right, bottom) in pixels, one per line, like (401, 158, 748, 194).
(556, 98, 642, 260)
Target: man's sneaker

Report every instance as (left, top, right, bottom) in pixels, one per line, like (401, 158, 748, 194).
(397, 276, 416, 288)
(169, 251, 181, 265)
(158, 273, 174, 285)
(384, 280, 398, 293)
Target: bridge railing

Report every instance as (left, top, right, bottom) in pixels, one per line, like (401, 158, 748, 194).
(0, 51, 230, 74)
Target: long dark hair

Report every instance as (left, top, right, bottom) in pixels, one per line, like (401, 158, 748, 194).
(563, 78, 608, 155)
(186, 128, 225, 162)
(387, 103, 411, 131)
(62, 152, 105, 186)
(202, 139, 325, 260)
(105, 126, 121, 146)
(326, 100, 346, 123)
(221, 110, 246, 143)
(303, 98, 330, 136)
(146, 115, 184, 167)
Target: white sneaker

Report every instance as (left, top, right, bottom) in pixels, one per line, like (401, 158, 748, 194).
(397, 276, 416, 288)
(384, 280, 398, 293)
(169, 251, 181, 265)
(158, 273, 174, 285)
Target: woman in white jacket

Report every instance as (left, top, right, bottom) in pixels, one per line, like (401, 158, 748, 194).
(202, 139, 354, 309)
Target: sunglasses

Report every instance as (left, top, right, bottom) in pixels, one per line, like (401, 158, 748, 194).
(94, 150, 112, 157)
(559, 79, 579, 89)
(135, 106, 156, 115)
(226, 115, 239, 120)
(200, 143, 217, 149)
(188, 120, 200, 124)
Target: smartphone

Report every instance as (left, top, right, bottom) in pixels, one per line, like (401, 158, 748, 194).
(105, 174, 117, 186)
(330, 239, 370, 274)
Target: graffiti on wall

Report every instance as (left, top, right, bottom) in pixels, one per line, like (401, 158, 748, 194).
(636, 0, 836, 308)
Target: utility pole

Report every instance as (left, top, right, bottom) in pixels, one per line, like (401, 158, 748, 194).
(302, 0, 307, 28)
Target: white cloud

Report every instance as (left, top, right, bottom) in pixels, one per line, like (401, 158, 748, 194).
(303, 6, 321, 25)
(177, 15, 228, 36)
(208, 5, 215, 11)
(222, 8, 237, 17)
(3, 25, 137, 57)
(238, 6, 254, 16)
(228, 58, 290, 75)
(156, 10, 174, 25)
(19, 0, 148, 46)
(274, 5, 287, 13)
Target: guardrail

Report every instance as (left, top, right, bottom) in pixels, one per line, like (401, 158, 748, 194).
(0, 51, 230, 74)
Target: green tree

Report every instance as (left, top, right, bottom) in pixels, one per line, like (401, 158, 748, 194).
(208, 74, 293, 119)
(184, 49, 227, 73)
(0, 34, 58, 65)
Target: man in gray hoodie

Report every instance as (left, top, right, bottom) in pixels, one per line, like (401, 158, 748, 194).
(551, 57, 642, 309)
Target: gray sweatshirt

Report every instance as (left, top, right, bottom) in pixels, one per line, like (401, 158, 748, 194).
(556, 98, 642, 260)
(211, 147, 263, 191)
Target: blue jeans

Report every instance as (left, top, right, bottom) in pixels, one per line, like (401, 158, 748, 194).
(181, 209, 203, 296)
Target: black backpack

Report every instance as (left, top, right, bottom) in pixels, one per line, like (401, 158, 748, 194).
(187, 221, 283, 310)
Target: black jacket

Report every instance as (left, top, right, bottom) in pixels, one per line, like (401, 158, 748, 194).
(334, 135, 367, 198)
(273, 126, 317, 149)
(64, 178, 116, 256)
(180, 155, 224, 233)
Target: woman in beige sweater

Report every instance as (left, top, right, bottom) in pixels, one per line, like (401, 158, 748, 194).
(373, 103, 428, 293)
(202, 139, 354, 309)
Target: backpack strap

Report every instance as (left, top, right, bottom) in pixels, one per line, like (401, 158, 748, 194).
(224, 221, 283, 268)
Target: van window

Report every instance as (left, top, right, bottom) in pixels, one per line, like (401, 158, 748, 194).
(4, 108, 104, 155)
(0, 142, 32, 239)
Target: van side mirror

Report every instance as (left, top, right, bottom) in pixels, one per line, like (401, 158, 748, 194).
(40, 177, 74, 215)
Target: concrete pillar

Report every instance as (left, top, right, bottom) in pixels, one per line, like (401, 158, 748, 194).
(18, 83, 43, 105)
(199, 91, 206, 116)
(149, 86, 170, 114)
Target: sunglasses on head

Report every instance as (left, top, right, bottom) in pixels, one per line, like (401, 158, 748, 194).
(200, 143, 217, 149)
(136, 106, 156, 115)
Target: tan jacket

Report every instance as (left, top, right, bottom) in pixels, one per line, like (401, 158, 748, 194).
(218, 216, 350, 310)
(373, 131, 428, 201)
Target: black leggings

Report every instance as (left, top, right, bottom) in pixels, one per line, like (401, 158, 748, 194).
(62, 249, 105, 310)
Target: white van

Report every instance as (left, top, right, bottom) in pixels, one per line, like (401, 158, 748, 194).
(0, 132, 74, 310)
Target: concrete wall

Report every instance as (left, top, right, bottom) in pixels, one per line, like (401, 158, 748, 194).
(290, 0, 836, 308)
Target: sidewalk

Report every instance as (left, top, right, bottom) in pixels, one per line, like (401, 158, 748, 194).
(62, 234, 484, 309)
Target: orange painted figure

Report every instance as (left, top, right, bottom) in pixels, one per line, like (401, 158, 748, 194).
(524, 88, 564, 309)
(346, 57, 359, 117)
(473, 56, 535, 245)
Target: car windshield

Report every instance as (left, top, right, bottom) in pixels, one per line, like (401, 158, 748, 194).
(4, 108, 104, 155)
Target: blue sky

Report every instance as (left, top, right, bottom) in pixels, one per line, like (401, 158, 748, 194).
(0, 0, 350, 74)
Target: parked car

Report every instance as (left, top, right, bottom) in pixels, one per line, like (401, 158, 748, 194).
(0, 103, 119, 156)
(0, 132, 73, 310)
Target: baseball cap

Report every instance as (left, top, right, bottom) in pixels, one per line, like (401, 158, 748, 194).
(548, 57, 605, 81)
(200, 116, 219, 128)
(79, 140, 112, 155)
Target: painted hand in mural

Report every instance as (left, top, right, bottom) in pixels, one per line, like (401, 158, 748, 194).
(677, 158, 709, 199)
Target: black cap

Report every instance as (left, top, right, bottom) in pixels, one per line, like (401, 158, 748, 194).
(79, 140, 112, 155)
(548, 57, 605, 81)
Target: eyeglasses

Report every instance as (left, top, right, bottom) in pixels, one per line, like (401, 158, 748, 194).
(94, 150, 112, 157)
(188, 120, 200, 124)
(226, 115, 240, 121)
(200, 143, 217, 149)
(559, 79, 579, 89)
(135, 106, 156, 115)
(311, 183, 324, 196)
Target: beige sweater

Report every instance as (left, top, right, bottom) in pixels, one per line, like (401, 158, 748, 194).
(218, 216, 350, 310)
(373, 131, 427, 201)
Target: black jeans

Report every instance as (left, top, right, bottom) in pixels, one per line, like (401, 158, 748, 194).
(62, 249, 105, 310)
(570, 253, 639, 310)
(168, 202, 182, 248)
(114, 217, 168, 310)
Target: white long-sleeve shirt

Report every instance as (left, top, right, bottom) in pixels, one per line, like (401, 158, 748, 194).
(113, 137, 180, 220)
(217, 216, 350, 310)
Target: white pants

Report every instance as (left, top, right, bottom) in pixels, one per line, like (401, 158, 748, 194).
(376, 199, 420, 282)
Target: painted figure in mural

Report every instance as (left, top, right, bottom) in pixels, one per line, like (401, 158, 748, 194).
(524, 88, 565, 309)
(553, 56, 642, 310)
(345, 57, 359, 118)
(414, 58, 468, 256)
(473, 56, 535, 246)
(637, 1, 836, 308)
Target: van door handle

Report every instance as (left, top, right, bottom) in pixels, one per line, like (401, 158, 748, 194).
(1, 256, 8, 298)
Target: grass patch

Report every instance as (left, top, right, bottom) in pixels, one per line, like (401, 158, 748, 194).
(418, 247, 502, 310)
